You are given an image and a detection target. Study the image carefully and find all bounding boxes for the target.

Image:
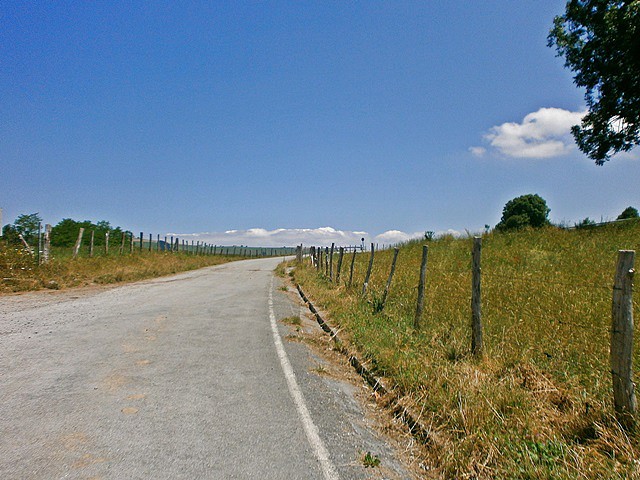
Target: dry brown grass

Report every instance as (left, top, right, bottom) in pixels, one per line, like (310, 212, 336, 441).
(0, 245, 240, 294)
(294, 221, 640, 479)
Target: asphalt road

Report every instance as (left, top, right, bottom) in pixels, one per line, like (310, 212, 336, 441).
(0, 257, 412, 479)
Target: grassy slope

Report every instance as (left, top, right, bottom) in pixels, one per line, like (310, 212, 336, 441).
(0, 246, 244, 294)
(294, 221, 640, 479)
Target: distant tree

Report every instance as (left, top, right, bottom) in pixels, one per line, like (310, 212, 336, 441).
(13, 213, 42, 245)
(51, 219, 83, 247)
(575, 217, 597, 228)
(496, 194, 551, 231)
(2, 224, 20, 244)
(51, 218, 123, 247)
(617, 206, 639, 220)
(548, 1, 640, 164)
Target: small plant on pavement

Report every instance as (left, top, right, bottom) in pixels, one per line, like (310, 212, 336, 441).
(362, 451, 381, 468)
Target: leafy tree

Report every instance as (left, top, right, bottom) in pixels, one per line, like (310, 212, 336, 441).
(51, 218, 123, 247)
(13, 213, 42, 245)
(496, 194, 551, 231)
(1, 224, 20, 244)
(548, 1, 640, 164)
(617, 206, 639, 220)
(51, 219, 83, 247)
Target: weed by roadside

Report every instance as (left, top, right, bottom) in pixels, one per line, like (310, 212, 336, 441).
(362, 451, 381, 468)
(280, 316, 302, 326)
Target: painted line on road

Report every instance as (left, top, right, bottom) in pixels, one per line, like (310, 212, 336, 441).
(268, 277, 339, 480)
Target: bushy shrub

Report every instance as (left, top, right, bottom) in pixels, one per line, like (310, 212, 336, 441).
(617, 206, 639, 220)
(496, 194, 550, 231)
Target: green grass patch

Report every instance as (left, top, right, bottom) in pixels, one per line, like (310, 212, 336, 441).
(294, 221, 640, 478)
(362, 451, 381, 468)
(281, 315, 302, 326)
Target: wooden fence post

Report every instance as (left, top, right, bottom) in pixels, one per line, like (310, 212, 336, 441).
(129, 232, 134, 254)
(105, 231, 109, 255)
(139, 232, 143, 252)
(348, 248, 357, 288)
(362, 243, 375, 296)
(37, 222, 42, 265)
(414, 245, 429, 330)
(73, 228, 85, 259)
(18, 234, 34, 255)
(149, 233, 152, 252)
(329, 243, 335, 281)
(380, 247, 400, 310)
(336, 247, 344, 284)
(611, 250, 636, 430)
(471, 237, 483, 356)
(325, 247, 329, 276)
(89, 230, 95, 257)
(43, 224, 52, 263)
(156, 234, 160, 251)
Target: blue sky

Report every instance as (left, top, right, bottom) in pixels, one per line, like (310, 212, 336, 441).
(2, 1, 639, 246)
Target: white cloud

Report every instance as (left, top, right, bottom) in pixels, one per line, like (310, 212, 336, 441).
(166, 227, 433, 248)
(436, 228, 462, 238)
(480, 107, 586, 158)
(469, 146, 486, 157)
(374, 230, 422, 244)
(169, 227, 370, 248)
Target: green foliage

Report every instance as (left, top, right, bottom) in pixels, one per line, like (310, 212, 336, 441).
(617, 206, 639, 220)
(281, 316, 302, 326)
(496, 194, 550, 231)
(575, 217, 596, 228)
(548, 0, 640, 164)
(1, 224, 20, 244)
(2, 213, 42, 246)
(362, 452, 381, 468)
(50, 218, 123, 247)
(15, 213, 42, 245)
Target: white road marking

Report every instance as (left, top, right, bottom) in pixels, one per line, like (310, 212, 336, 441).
(268, 277, 340, 480)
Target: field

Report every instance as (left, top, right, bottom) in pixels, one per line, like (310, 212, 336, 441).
(293, 221, 640, 479)
(0, 245, 244, 294)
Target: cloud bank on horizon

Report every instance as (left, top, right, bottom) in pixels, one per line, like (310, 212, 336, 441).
(472, 107, 586, 159)
(166, 227, 462, 247)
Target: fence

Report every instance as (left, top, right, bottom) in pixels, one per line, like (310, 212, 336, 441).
(13, 223, 299, 263)
(301, 237, 638, 431)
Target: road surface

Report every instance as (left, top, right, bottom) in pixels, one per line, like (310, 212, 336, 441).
(0, 257, 412, 479)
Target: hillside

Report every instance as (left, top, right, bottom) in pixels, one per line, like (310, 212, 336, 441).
(293, 221, 640, 479)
